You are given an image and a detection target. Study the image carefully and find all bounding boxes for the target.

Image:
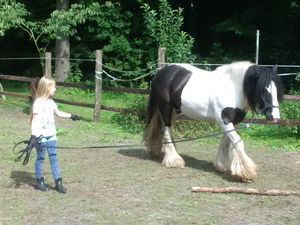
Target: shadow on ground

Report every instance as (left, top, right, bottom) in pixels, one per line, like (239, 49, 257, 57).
(118, 148, 240, 182)
(118, 148, 150, 160)
(10, 170, 36, 188)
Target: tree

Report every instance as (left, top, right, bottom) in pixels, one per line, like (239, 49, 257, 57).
(1, 0, 104, 79)
(55, 0, 70, 82)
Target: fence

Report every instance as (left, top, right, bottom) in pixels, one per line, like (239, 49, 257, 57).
(0, 48, 300, 126)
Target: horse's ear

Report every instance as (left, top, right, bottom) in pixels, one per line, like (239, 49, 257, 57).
(272, 65, 278, 74)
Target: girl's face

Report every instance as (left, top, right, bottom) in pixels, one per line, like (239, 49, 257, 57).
(49, 84, 56, 97)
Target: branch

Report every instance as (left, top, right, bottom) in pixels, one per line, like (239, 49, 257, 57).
(19, 22, 47, 72)
(191, 187, 300, 196)
(19, 23, 40, 54)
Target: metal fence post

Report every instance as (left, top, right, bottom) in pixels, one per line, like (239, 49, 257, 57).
(255, 30, 260, 65)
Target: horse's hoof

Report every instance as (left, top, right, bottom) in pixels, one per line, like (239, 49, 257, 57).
(231, 170, 257, 183)
(162, 158, 185, 168)
(213, 161, 230, 173)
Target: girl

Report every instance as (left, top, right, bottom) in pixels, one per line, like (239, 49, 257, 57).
(31, 76, 79, 193)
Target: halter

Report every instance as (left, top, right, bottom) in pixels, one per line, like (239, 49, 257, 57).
(262, 105, 279, 114)
(262, 81, 279, 114)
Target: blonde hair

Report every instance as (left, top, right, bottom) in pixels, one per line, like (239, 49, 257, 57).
(34, 76, 56, 99)
(30, 76, 56, 124)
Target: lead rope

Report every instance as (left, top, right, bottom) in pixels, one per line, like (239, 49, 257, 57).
(42, 122, 253, 150)
(12, 122, 253, 165)
(13, 136, 43, 165)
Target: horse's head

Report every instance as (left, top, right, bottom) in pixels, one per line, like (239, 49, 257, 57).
(260, 80, 281, 121)
(243, 65, 283, 122)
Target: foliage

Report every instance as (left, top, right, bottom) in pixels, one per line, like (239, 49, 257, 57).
(280, 102, 300, 136)
(281, 74, 300, 136)
(66, 62, 84, 83)
(20, 3, 107, 56)
(0, 1, 104, 71)
(203, 43, 237, 64)
(212, 11, 257, 37)
(141, 0, 195, 63)
(1, 0, 300, 90)
(46, 2, 106, 39)
(68, 2, 150, 85)
(0, 0, 28, 36)
(296, 73, 300, 83)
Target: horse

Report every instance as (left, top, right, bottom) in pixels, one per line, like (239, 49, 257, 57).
(144, 61, 283, 182)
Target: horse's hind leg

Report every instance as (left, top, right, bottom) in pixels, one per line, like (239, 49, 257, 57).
(162, 126, 185, 168)
(158, 103, 185, 168)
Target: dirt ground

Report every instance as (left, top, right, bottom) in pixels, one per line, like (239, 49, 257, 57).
(0, 106, 299, 225)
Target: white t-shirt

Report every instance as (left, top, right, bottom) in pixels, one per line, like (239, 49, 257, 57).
(31, 98, 58, 139)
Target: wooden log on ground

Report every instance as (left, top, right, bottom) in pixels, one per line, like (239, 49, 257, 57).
(191, 186, 300, 196)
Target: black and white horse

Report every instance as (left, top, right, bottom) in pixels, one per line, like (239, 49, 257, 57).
(144, 61, 283, 182)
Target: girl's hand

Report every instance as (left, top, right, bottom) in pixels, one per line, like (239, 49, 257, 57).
(70, 114, 80, 121)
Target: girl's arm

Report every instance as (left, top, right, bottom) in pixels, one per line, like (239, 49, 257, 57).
(54, 108, 72, 118)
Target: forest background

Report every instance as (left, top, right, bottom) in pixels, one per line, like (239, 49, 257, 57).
(0, 0, 300, 90)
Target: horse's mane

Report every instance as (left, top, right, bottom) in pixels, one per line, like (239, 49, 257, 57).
(214, 61, 253, 83)
(243, 65, 284, 113)
(214, 61, 283, 114)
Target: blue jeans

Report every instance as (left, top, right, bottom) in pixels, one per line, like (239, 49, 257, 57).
(35, 140, 61, 180)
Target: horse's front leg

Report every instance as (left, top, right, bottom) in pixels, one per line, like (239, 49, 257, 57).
(219, 122, 257, 182)
(161, 126, 185, 168)
(214, 134, 231, 173)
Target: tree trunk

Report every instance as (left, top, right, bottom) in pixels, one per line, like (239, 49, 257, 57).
(55, 0, 70, 82)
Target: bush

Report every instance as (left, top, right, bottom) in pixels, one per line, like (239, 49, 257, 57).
(142, 0, 195, 63)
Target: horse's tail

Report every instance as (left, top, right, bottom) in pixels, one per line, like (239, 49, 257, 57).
(143, 91, 164, 159)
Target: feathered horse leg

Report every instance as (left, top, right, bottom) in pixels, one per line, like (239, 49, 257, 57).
(219, 123, 257, 182)
(161, 126, 185, 168)
(214, 134, 231, 173)
(230, 140, 257, 182)
(144, 106, 185, 167)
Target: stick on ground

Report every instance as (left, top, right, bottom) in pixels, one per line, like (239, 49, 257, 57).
(191, 187, 300, 196)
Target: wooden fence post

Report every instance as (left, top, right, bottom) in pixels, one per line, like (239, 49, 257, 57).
(45, 52, 52, 78)
(0, 82, 6, 100)
(158, 47, 166, 69)
(94, 50, 102, 122)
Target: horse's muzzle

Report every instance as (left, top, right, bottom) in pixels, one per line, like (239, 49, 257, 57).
(265, 114, 279, 123)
